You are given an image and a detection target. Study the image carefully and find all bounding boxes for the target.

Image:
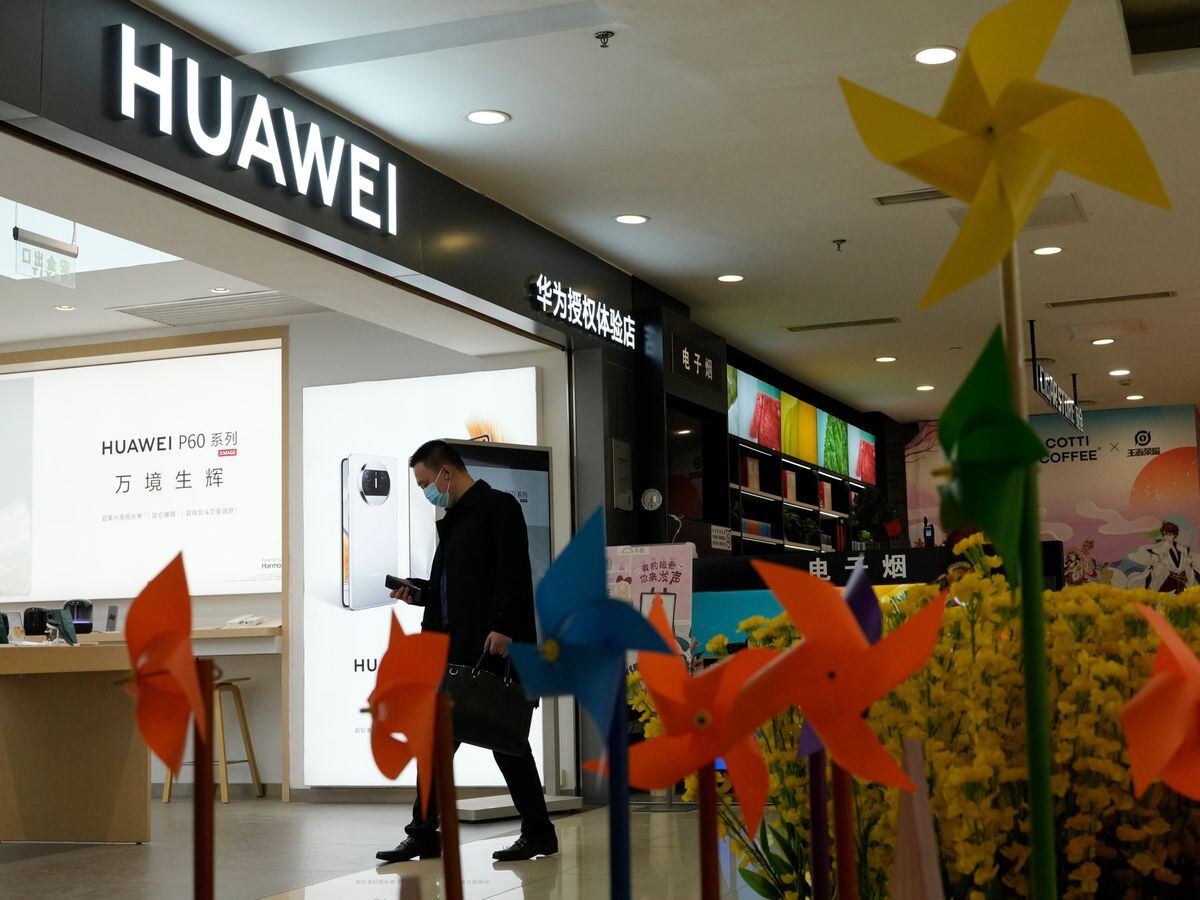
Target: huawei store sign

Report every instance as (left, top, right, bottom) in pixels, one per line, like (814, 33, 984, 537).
(115, 23, 399, 235)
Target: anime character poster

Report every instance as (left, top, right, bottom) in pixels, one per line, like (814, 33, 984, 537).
(906, 405, 1200, 590)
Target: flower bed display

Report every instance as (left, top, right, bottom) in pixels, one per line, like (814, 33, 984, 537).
(628, 541, 1200, 899)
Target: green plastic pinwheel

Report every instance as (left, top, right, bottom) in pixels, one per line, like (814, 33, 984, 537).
(937, 327, 1043, 571)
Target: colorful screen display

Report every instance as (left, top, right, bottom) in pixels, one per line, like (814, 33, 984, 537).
(727, 366, 781, 451)
(727, 367, 875, 484)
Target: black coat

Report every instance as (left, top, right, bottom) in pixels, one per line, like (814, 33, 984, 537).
(412, 480, 537, 671)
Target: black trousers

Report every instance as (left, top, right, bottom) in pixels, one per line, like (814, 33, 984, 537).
(406, 739, 553, 841)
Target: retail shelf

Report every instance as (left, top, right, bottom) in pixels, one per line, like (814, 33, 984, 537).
(732, 531, 783, 545)
(783, 498, 820, 512)
(780, 455, 814, 471)
(733, 440, 776, 459)
(729, 483, 783, 502)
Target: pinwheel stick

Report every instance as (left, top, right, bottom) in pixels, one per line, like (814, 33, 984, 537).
(807, 751, 831, 900)
(608, 681, 633, 900)
(831, 764, 858, 900)
(999, 247, 1056, 899)
(194, 659, 215, 900)
(434, 693, 464, 900)
(697, 763, 720, 900)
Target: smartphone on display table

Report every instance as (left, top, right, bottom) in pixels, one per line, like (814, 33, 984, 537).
(341, 454, 399, 611)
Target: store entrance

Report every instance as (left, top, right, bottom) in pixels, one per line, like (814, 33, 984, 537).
(0, 129, 578, 852)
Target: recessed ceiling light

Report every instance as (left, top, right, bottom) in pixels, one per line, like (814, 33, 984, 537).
(916, 385, 935, 392)
(614, 214, 649, 225)
(53, 304, 75, 312)
(717, 274, 744, 283)
(1091, 338, 1115, 346)
(1108, 368, 1131, 377)
(466, 109, 510, 125)
(913, 46, 958, 65)
(875, 356, 897, 363)
(1032, 246, 1063, 256)
(210, 286, 231, 294)
(1126, 394, 1144, 401)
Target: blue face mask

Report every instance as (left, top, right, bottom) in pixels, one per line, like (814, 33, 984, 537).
(423, 468, 450, 508)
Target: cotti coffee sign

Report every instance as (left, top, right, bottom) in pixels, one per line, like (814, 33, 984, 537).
(114, 23, 399, 236)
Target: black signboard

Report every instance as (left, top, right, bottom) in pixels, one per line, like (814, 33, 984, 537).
(695, 542, 1065, 592)
(671, 333, 720, 388)
(0, 0, 635, 348)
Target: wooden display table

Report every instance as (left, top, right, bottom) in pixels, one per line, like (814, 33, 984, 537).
(0, 644, 149, 843)
(86, 622, 283, 657)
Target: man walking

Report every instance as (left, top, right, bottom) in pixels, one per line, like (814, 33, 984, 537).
(376, 439, 557, 863)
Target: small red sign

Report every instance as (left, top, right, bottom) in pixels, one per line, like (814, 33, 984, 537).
(218, 448, 238, 457)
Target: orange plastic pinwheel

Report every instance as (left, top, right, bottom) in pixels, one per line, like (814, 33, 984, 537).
(1122, 604, 1200, 800)
(607, 597, 778, 835)
(123, 553, 207, 776)
(367, 613, 449, 812)
(730, 562, 945, 791)
(840, 0, 1169, 308)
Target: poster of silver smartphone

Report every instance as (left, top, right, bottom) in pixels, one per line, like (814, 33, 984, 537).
(341, 454, 398, 611)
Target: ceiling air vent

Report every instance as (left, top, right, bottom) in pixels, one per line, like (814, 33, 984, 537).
(1046, 289, 1177, 310)
(112, 291, 326, 326)
(1120, 0, 1200, 74)
(872, 188, 948, 206)
(949, 192, 1088, 229)
(873, 188, 1088, 230)
(785, 316, 900, 333)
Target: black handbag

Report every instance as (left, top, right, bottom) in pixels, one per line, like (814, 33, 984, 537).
(441, 652, 534, 757)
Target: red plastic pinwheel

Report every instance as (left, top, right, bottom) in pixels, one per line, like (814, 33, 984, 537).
(367, 613, 450, 812)
(731, 562, 945, 791)
(123, 553, 207, 776)
(595, 597, 777, 834)
(1122, 604, 1200, 800)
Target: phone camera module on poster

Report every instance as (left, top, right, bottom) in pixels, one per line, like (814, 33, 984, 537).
(360, 468, 391, 505)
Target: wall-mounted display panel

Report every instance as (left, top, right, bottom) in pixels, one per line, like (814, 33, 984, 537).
(727, 366, 781, 451)
(302, 368, 541, 787)
(0, 349, 282, 601)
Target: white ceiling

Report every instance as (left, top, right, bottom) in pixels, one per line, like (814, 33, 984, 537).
(0, 255, 268, 345)
(65, 2, 1200, 419)
(139, 0, 1200, 421)
(0, 132, 546, 358)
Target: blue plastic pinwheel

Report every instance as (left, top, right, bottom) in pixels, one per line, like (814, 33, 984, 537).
(509, 507, 671, 900)
(508, 508, 671, 737)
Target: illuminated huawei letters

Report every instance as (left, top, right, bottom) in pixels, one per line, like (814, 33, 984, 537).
(184, 59, 233, 156)
(234, 93, 288, 186)
(281, 109, 344, 208)
(116, 23, 399, 234)
(119, 23, 172, 134)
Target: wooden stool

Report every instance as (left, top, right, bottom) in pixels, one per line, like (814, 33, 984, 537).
(163, 677, 265, 804)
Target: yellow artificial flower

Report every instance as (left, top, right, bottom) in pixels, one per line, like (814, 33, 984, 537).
(705, 633, 729, 657)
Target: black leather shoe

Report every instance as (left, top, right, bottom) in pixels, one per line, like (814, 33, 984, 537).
(492, 833, 558, 861)
(376, 836, 441, 863)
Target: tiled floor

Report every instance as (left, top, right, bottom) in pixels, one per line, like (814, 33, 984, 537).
(0, 800, 748, 899)
(270, 806, 747, 899)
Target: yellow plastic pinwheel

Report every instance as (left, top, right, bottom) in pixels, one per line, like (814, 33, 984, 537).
(840, 0, 1170, 308)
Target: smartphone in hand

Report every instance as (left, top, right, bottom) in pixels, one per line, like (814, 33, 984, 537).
(385, 575, 422, 604)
